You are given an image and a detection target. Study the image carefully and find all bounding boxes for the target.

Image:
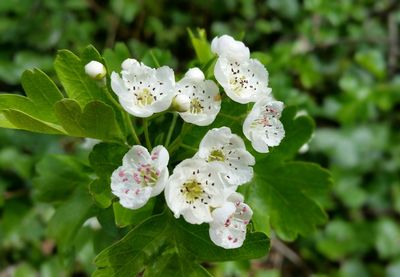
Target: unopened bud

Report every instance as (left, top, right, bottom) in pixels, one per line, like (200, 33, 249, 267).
(171, 94, 190, 112)
(85, 61, 106, 80)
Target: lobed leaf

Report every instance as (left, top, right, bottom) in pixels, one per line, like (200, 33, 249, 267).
(94, 212, 269, 277)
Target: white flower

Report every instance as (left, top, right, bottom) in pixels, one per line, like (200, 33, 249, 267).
(195, 127, 255, 187)
(209, 192, 253, 249)
(85, 60, 106, 80)
(214, 57, 270, 104)
(111, 59, 175, 117)
(165, 159, 231, 224)
(175, 67, 221, 126)
(243, 97, 285, 153)
(111, 145, 169, 209)
(211, 35, 250, 61)
(212, 35, 270, 104)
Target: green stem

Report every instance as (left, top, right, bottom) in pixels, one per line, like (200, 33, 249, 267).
(125, 113, 141, 145)
(143, 119, 152, 150)
(150, 50, 161, 67)
(168, 123, 192, 154)
(180, 143, 198, 152)
(165, 113, 178, 147)
(219, 112, 242, 121)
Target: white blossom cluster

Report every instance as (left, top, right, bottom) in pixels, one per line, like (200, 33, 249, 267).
(106, 35, 286, 249)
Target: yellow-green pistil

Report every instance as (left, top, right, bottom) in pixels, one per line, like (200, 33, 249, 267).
(181, 179, 203, 203)
(136, 88, 154, 106)
(208, 149, 225, 162)
(190, 98, 204, 114)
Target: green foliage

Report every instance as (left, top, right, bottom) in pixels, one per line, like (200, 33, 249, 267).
(94, 212, 269, 277)
(1, 0, 399, 276)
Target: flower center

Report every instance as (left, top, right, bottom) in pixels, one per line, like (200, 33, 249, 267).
(134, 164, 159, 186)
(182, 179, 204, 203)
(136, 88, 154, 106)
(190, 98, 204, 114)
(208, 149, 225, 162)
(230, 75, 248, 95)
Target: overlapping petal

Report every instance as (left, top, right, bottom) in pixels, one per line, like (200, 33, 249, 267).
(195, 127, 255, 187)
(111, 59, 175, 117)
(111, 145, 169, 209)
(209, 192, 253, 249)
(243, 97, 285, 153)
(175, 68, 221, 126)
(165, 159, 232, 224)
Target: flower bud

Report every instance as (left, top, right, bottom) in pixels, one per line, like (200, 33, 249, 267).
(85, 61, 106, 80)
(171, 94, 190, 112)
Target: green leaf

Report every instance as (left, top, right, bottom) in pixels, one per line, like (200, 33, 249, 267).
(47, 186, 95, 251)
(94, 212, 269, 276)
(246, 111, 331, 241)
(33, 155, 92, 203)
(54, 49, 108, 106)
(144, 252, 212, 277)
(89, 178, 113, 209)
(94, 213, 170, 277)
(175, 218, 270, 262)
(188, 28, 214, 64)
(113, 200, 155, 227)
(0, 93, 65, 133)
(21, 68, 64, 123)
(103, 43, 131, 73)
(2, 109, 65, 134)
(89, 142, 129, 179)
(54, 99, 124, 142)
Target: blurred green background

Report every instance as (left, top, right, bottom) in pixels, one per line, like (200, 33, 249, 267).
(1, 0, 400, 276)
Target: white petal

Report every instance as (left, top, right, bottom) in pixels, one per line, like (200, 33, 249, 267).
(111, 166, 152, 209)
(111, 72, 127, 97)
(122, 145, 151, 166)
(211, 202, 236, 226)
(150, 168, 168, 197)
(227, 192, 244, 204)
(214, 58, 270, 104)
(184, 67, 205, 81)
(121, 58, 140, 71)
(243, 98, 285, 153)
(177, 71, 221, 126)
(111, 61, 175, 118)
(208, 193, 253, 249)
(164, 158, 229, 224)
(119, 186, 152, 209)
(196, 127, 255, 186)
(211, 35, 250, 61)
(151, 145, 170, 169)
(181, 204, 213, 224)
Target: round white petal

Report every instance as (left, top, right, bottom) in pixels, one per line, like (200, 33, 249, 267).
(111, 144, 169, 209)
(111, 60, 175, 118)
(211, 202, 236, 226)
(150, 168, 169, 197)
(171, 94, 191, 112)
(214, 58, 270, 104)
(184, 67, 205, 82)
(243, 97, 285, 153)
(211, 35, 250, 61)
(208, 193, 253, 249)
(195, 127, 255, 186)
(122, 145, 151, 166)
(164, 158, 229, 224)
(177, 72, 221, 126)
(151, 145, 170, 170)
